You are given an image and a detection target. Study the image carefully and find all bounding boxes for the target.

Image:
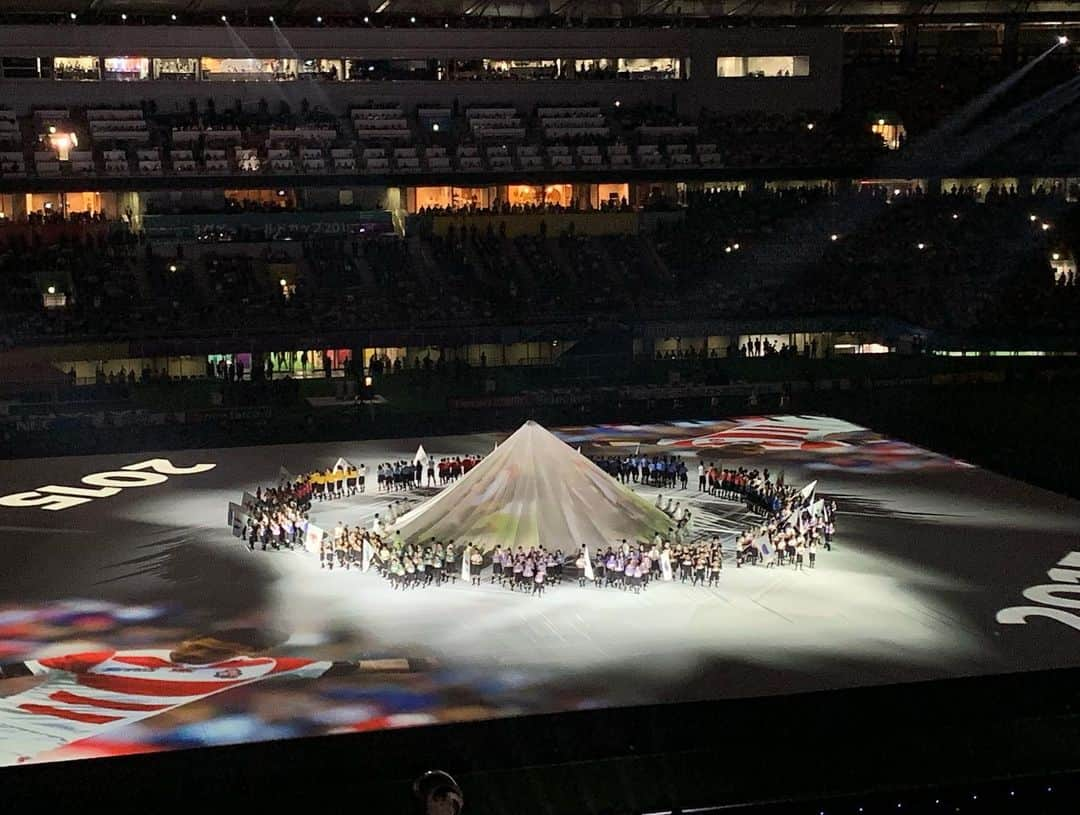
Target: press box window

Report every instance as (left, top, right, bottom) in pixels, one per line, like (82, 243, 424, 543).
(716, 55, 810, 78)
(53, 56, 100, 80)
(103, 57, 149, 81)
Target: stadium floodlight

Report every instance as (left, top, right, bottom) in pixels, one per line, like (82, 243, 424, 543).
(269, 15, 275, 22)
(432, 123, 440, 132)
(171, 13, 177, 21)
(1029, 213, 1038, 221)
(220, 15, 227, 22)
(724, 246, 732, 253)
(316, 16, 323, 23)
(1053, 252, 1061, 260)
(121, 13, 127, 20)
(733, 243, 740, 250)
(952, 213, 959, 220)
(279, 278, 288, 287)
(1042, 222, 1051, 231)
(1058, 35, 1069, 45)
(806, 122, 814, 131)
(878, 118, 886, 126)
(411, 16, 417, 23)
(363, 15, 370, 23)
(614, 100, 621, 108)
(47, 286, 56, 295)
(917, 242, 926, 250)
(169, 264, 177, 272)
(830, 233, 839, 241)
(69, 12, 76, 20)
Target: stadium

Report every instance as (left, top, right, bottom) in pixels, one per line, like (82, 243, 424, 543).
(1, 2, 1080, 813)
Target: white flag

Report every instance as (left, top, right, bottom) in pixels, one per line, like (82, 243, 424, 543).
(362, 538, 374, 572)
(304, 523, 324, 554)
(808, 498, 826, 519)
(660, 549, 674, 581)
(388, 502, 397, 523)
(754, 533, 775, 564)
(799, 480, 818, 501)
(461, 548, 472, 582)
(414, 444, 428, 466)
(583, 543, 595, 582)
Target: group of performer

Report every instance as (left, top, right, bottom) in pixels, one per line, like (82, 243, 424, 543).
(242, 480, 313, 551)
(307, 465, 365, 500)
(590, 454, 691, 490)
(488, 546, 565, 595)
(653, 494, 695, 540)
(236, 443, 840, 588)
(377, 455, 484, 492)
(735, 494, 837, 568)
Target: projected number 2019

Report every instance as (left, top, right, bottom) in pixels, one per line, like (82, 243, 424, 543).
(997, 552, 1080, 632)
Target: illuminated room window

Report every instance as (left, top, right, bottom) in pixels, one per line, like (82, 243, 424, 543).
(616, 58, 680, 79)
(594, 183, 629, 208)
(479, 59, 559, 79)
(53, 56, 100, 81)
(506, 184, 573, 207)
(716, 55, 810, 78)
(574, 58, 616, 78)
(103, 57, 149, 81)
(297, 59, 343, 80)
(870, 118, 906, 151)
(153, 58, 198, 80)
(200, 58, 295, 81)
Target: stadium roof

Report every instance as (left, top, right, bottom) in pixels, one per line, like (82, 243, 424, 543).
(4, 0, 1080, 24)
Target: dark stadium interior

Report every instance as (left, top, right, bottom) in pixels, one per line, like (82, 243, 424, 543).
(2, 1, 1080, 812)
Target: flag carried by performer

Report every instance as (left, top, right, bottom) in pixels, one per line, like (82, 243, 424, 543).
(228, 503, 247, 538)
(808, 498, 826, 519)
(362, 538, 374, 572)
(799, 480, 818, 501)
(754, 532, 775, 565)
(241, 491, 258, 510)
(660, 548, 674, 581)
(583, 543, 595, 582)
(304, 523, 324, 554)
(278, 465, 294, 483)
(414, 444, 428, 467)
(227, 501, 243, 528)
(461, 546, 471, 582)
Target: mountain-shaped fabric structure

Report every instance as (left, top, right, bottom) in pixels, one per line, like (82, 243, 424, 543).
(390, 420, 672, 552)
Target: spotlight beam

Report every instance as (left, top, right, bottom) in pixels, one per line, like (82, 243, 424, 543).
(896, 41, 1064, 171)
(726, 66, 1080, 293)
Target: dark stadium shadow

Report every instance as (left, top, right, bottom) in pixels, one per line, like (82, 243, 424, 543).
(94, 525, 277, 621)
